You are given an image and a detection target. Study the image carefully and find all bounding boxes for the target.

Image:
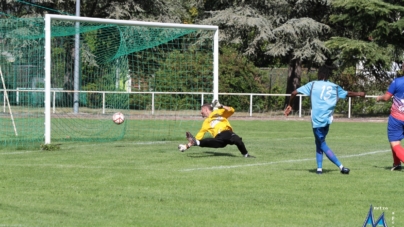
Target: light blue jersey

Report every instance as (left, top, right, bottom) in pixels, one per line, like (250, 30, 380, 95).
(297, 80, 348, 128)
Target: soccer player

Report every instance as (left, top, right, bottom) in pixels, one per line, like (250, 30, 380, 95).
(284, 65, 366, 174)
(376, 76, 404, 171)
(178, 100, 255, 158)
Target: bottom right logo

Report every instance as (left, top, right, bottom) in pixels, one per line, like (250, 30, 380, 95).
(362, 205, 388, 227)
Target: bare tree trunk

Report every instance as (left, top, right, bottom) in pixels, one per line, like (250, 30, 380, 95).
(284, 59, 302, 110)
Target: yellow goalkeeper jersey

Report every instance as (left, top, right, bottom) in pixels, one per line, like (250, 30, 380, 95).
(195, 107, 235, 140)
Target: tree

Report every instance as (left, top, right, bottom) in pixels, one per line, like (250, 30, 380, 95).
(266, 0, 334, 109)
(1, 0, 188, 22)
(326, 0, 404, 85)
(267, 17, 330, 109)
(197, 0, 334, 109)
(198, 0, 278, 65)
(217, 47, 268, 110)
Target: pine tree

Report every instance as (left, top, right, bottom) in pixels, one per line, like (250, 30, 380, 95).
(327, 0, 404, 79)
(199, 0, 333, 109)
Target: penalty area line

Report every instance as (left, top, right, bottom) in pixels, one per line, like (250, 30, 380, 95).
(179, 149, 390, 172)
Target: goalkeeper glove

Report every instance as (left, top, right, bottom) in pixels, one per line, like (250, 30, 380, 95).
(211, 100, 223, 109)
(178, 144, 188, 152)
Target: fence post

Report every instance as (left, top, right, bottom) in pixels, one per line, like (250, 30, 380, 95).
(102, 92, 105, 114)
(250, 94, 253, 117)
(348, 97, 351, 118)
(201, 93, 204, 106)
(299, 95, 302, 118)
(53, 91, 56, 114)
(152, 92, 155, 115)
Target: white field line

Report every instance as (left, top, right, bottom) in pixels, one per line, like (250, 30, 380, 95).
(0, 145, 389, 171)
(179, 149, 391, 172)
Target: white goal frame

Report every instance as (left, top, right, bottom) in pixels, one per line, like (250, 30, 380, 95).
(44, 14, 219, 144)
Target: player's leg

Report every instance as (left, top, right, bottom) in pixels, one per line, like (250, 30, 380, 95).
(179, 131, 230, 152)
(228, 131, 255, 158)
(198, 131, 254, 158)
(391, 142, 404, 167)
(314, 138, 324, 174)
(313, 126, 349, 174)
(390, 146, 402, 171)
(387, 116, 404, 170)
(181, 131, 233, 150)
(199, 137, 227, 148)
(313, 126, 341, 166)
(178, 132, 203, 152)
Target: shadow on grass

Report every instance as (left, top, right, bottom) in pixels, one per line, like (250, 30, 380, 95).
(373, 165, 402, 171)
(187, 151, 237, 158)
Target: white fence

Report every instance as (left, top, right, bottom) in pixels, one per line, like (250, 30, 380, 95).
(2, 90, 380, 118)
(215, 93, 377, 119)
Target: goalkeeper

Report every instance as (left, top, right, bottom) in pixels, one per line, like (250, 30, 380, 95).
(179, 100, 255, 158)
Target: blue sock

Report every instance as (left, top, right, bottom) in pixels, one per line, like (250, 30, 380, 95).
(316, 147, 323, 169)
(324, 149, 342, 167)
(313, 126, 341, 169)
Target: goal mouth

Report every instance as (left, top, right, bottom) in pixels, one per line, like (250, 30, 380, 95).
(0, 15, 219, 146)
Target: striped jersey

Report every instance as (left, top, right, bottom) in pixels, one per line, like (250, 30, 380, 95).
(387, 77, 404, 121)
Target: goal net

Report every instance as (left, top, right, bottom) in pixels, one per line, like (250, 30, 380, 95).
(0, 14, 218, 146)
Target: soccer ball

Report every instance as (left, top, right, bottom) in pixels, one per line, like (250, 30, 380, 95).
(178, 144, 188, 152)
(112, 112, 125, 125)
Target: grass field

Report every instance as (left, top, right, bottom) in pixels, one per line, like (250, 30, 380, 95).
(0, 119, 401, 226)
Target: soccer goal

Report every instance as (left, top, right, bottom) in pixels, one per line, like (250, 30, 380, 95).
(0, 14, 219, 146)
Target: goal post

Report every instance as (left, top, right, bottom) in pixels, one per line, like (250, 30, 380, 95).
(43, 14, 219, 144)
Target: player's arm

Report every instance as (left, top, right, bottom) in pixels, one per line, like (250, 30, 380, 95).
(195, 120, 209, 140)
(222, 105, 232, 111)
(284, 90, 298, 116)
(221, 105, 235, 118)
(195, 131, 205, 141)
(376, 92, 393, 102)
(212, 100, 234, 117)
(347, 91, 366, 97)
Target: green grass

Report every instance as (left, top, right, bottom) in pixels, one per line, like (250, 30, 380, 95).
(0, 119, 401, 226)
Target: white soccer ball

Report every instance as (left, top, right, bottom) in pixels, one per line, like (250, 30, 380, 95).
(178, 144, 188, 152)
(112, 112, 125, 125)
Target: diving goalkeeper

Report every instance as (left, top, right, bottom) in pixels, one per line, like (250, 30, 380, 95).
(178, 100, 255, 158)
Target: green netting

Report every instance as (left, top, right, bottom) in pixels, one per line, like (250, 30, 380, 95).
(0, 16, 215, 146)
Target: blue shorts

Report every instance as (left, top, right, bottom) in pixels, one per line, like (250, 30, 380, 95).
(387, 115, 404, 142)
(312, 125, 330, 141)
